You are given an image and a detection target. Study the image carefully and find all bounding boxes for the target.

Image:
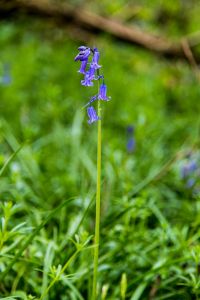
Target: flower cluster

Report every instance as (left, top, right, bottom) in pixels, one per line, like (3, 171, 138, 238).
(74, 46, 110, 124)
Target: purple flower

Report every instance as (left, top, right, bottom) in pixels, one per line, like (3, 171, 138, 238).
(74, 45, 110, 123)
(87, 106, 100, 124)
(91, 48, 101, 70)
(74, 47, 91, 62)
(127, 126, 134, 134)
(81, 72, 94, 86)
(181, 160, 198, 179)
(1, 63, 12, 86)
(127, 138, 135, 153)
(81, 65, 97, 86)
(2, 74, 11, 85)
(98, 83, 109, 101)
(186, 178, 196, 188)
(188, 160, 198, 172)
(78, 60, 88, 74)
(88, 65, 96, 80)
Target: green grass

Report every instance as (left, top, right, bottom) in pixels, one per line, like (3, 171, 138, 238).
(0, 17, 200, 300)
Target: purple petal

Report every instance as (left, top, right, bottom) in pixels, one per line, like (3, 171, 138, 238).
(91, 47, 101, 69)
(98, 83, 109, 101)
(74, 48, 91, 61)
(78, 60, 88, 74)
(87, 106, 100, 124)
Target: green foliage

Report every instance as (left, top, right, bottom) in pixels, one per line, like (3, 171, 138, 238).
(0, 7, 200, 299)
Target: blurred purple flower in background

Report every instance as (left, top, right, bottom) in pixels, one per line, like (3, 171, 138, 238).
(180, 154, 200, 192)
(186, 178, 196, 188)
(1, 63, 12, 86)
(181, 160, 197, 179)
(126, 125, 135, 153)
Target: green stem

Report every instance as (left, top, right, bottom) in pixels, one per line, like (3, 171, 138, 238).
(92, 98, 102, 300)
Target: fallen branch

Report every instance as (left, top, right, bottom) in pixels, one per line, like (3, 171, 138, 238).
(0, 0, 200, 61)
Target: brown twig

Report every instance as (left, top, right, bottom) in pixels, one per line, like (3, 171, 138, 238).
(0, 0, 200, 61)
(181, 38, 200, 81)
(149, 275, 161, 300)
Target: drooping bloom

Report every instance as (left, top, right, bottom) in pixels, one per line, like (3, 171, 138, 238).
(91, 47, 101, 70)
(87, 106, 100, 124)
(78, 60, 88, 74)
(81, 64, 98, 86)
(98, 83, 109, 101)
(74, 46, 110, 124)
(81, 71, 94, 86)
(88, 65, 96, 80)
(74, 47, 91, 62)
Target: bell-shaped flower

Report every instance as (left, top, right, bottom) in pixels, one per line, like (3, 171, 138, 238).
(91, 47, 101, 69)
(81, 71, 94, 86)
(74, 47, 91, 61)
(78, 60, 88, 74)
(87, 106, 100, 124)
(88, 65, 96, 80)
(98, 83, 110, 101)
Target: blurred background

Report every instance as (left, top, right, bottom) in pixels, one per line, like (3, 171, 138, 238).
(0, 0, 200, 299)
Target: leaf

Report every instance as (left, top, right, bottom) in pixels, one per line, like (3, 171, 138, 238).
(0, 197, 76, 280)
(130, 282, 147, 300)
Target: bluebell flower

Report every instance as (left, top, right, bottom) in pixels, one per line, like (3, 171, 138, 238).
(180, 155, 200, 192)
(98, 83, 109, 101)
(127, 137, 135, 153)
(126, 126, 135, 153)
(186, 178, 196, 188)
(75, 46, 110, 123)
(127, 125, 134, 134)
(2, 74, 11, 85)
(1, 63, 12, 86)
(78, 60, 88, 74)
(91, 48, 101, 70)
(181, 160, 198, 179)
(81, 72, 94, 86)
(87, 106, 100, 124)
(81, 65, 97, 86)
(88, 65, 96, 80)
(74, 47, 91, 62)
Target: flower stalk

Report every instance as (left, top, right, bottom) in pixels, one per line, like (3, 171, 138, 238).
(74, 46, 110, 299)
(92, 86, 102, 300)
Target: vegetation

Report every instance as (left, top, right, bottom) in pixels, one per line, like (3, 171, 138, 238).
(0, 1, 200, 299)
